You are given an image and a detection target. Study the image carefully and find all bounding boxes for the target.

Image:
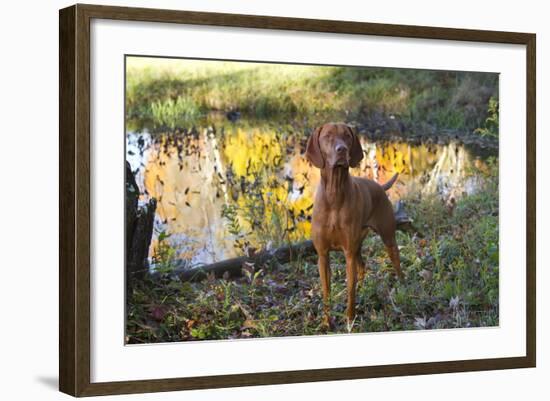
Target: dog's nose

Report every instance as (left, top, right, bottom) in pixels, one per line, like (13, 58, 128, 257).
(335, 144, 348, 154)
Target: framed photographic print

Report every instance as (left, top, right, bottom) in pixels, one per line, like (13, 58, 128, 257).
(59, 4, 536, 397)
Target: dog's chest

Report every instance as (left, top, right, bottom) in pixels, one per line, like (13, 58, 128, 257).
(325, 211, 343, 232)
(319, 210, 352, 242)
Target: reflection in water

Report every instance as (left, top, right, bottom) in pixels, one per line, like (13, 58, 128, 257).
(127, 124, 488, 266)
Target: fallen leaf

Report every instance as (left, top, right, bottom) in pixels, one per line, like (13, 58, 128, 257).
(242, 319, 257, 330)
(449, 296, 460, 310)
(414, 317, 427, 329)
(426, 314, 442, 329)
(419, 269, 433, 281)
(150, 306, 167, 322)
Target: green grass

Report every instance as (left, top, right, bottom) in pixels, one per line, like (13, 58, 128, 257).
(126, 57, 498, 133)
(150, 96, 201, 130)
(126, 159, 499, 343)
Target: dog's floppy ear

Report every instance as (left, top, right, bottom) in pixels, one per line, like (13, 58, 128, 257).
(306, 126, 325, 168)
(348, 125, 364, 168)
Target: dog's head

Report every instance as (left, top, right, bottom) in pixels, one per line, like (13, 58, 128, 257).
(305, 122, 364, 169)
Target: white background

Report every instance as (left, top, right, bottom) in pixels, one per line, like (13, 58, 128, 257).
(0, 0, 546, 400)
(91, 19, 526, 382)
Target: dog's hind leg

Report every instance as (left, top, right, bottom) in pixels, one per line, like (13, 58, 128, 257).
(355, 249, 367, 282)
(378, 221, 403, 279)
(370, 199, 403, 280)
(383, 236, 403, 280)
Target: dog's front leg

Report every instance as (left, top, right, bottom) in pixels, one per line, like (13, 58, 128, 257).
(345, 250, 358, 331)
(317, 250, 332, 328)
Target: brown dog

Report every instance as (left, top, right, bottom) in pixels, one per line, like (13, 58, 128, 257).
(306, 122, 403, 330)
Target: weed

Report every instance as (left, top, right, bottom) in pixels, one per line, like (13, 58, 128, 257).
(474, 97, 499, 139)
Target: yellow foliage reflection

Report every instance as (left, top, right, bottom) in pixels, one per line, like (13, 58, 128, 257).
(130, 126, 485, 265)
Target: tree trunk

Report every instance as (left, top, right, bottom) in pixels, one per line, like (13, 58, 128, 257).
(126, 161, 157, 291)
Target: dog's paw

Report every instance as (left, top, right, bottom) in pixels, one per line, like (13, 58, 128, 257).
(321, 316, 336, 331)
(346, 317, 357, 333)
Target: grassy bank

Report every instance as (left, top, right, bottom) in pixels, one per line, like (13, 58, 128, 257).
(126, 159, 498, 343)
(126, 57, 498, 134)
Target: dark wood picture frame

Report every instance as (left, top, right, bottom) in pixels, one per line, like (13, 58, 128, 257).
(59, 3, 536, 397)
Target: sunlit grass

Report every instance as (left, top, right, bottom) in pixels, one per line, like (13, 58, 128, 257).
(126, 56, 498, 132)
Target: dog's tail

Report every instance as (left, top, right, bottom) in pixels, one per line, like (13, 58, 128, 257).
(381, 173, 399, 191)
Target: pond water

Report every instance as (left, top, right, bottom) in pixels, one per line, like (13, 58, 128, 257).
(127, 122, 491, 267)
